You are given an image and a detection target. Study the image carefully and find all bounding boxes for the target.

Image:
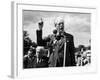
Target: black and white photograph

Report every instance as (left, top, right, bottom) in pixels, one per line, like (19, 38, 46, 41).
(23, 10, 91, 69)
(11, 2, 97, 78)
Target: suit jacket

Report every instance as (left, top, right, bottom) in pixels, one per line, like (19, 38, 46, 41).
(32, 56, 49, 68)
(36, 30, 76, 67)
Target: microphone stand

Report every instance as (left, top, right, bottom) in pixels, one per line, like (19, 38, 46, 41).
(63, 36, 66, 67)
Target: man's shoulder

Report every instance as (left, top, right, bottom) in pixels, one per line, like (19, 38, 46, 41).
(64, 32, 73, 38)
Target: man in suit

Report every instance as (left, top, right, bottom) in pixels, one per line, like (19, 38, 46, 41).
(32, 46, 49, 68)
(23, 49, 35, 68)
(36, 17, 76, 67)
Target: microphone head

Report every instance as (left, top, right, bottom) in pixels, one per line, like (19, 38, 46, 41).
(53, 29, 57, 34)
(56, 35, 60, 40)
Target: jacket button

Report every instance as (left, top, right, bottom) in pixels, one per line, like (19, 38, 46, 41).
(67, 40, 69, 43)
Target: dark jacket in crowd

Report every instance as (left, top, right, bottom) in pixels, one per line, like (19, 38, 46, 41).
(24, 55, 49, 68)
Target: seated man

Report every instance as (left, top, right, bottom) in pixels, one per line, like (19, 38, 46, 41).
(32, 46, 49, 68)
(36, 17, 76, 67)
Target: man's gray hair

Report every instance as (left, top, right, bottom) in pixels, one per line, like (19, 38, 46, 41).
(54, 17, 64, 26)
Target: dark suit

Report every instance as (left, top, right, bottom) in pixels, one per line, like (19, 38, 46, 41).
(36, 30, 76, 67)
(32, 56, 49, 68)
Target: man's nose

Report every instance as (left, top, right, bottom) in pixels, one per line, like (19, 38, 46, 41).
(60, 26, 63, 29)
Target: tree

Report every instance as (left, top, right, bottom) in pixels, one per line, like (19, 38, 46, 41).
(23, 31, 32, 55)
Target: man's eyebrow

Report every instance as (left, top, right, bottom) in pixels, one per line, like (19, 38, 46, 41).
(59, 22, 63, 24)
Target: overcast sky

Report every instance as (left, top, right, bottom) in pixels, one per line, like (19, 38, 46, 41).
(23, 10, 91, 47)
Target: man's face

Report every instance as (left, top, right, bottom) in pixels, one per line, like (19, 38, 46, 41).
(55, 22, 64, 35)
(36, 49, 44, 58)
(28, 51, 32, 58)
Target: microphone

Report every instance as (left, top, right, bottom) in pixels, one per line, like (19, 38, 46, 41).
(53, 29, 57, 35)
(53, 29, 63, 40)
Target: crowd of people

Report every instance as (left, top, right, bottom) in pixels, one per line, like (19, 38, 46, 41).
(23, 43, 91, 68)
(75, 46, 91, 66)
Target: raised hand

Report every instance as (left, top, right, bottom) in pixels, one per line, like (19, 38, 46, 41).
(38, 18, 44, 30)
